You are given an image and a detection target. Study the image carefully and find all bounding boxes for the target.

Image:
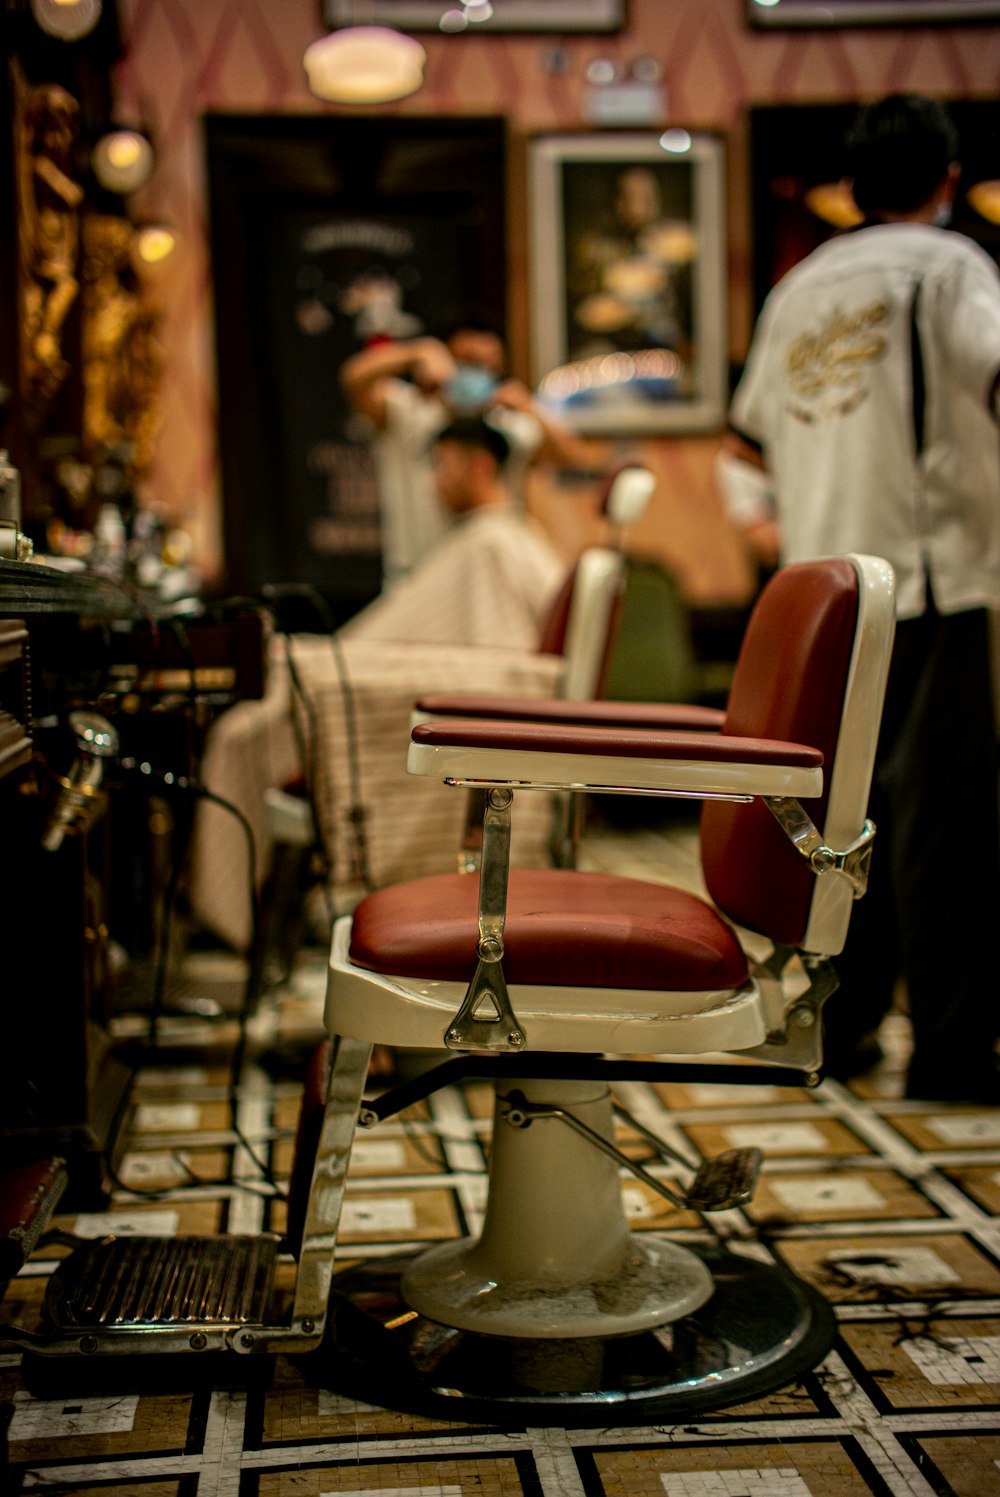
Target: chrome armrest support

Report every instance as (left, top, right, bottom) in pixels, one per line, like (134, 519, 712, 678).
(444, 787, 526, 1053)
(765, 796, 876, 898)
(741, 950, 840, 1078)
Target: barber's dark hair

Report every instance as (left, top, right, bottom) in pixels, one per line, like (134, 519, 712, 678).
(846, 93, 959, 216)
(441, 315, 507, 347)
(434, 416, 511, 469)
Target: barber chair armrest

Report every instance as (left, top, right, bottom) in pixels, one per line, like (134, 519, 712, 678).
(414, 694, 725, 733)
(408, 717, 823, 801)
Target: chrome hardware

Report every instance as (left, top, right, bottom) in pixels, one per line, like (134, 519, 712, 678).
(446, 776, 752, 803)
(0, 521, 32, 562)
(765, 797, 876, 898)
(444, 788, 526, 1052)
(41, 712, 121, 852)
(742, 951, 839, 1072)
(457, 787, 486, 873)
(0, 452, 30, 560)
(0, 1035, 372, 1361)
(499, 1091, 761, 1212)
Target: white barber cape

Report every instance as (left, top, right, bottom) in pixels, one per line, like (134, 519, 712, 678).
(341, 503, 566, 654)
(374, 380, 543, 584)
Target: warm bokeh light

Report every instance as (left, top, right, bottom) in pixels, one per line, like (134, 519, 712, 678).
(92, 130, 155, 194)
(303, 27, 426, 105)
(134, 224, 177, 266)
(968, 179, 1000, 225)
(804, 181, 864, 228)
(30, 0, 101, 40)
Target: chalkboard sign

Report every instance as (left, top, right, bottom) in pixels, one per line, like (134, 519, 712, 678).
(207, 116, 507, 621)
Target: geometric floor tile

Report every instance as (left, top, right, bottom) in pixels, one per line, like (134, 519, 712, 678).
(3, 910, 999, 1497)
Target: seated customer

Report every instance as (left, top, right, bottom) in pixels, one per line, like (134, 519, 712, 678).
(341, 417, 566, 653)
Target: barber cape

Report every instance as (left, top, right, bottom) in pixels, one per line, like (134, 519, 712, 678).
(341, 503, 566, 654)
(731, 222, 1000, 619)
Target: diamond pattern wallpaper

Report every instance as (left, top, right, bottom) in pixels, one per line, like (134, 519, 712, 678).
(113, 0, 1000, 593)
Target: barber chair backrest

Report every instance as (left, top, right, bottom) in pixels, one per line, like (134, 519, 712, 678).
(537, 464, 656, 702)
(701, 554, 894, 956)
(538, 549, 625, 701)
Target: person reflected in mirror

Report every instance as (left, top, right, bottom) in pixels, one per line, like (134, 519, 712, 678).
(341, 416, 565, 655)
(340, 318, 594, 586)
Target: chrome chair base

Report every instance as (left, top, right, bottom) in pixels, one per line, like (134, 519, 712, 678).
(324, 1244, 837, 1424)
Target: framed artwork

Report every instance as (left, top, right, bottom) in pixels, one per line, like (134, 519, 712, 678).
(324, 0, 626, 31)
(747, 0, 1000, 25)
(528, 132, 727, 435)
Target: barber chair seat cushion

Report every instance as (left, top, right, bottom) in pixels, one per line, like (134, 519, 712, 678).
(348, 867, 748, 992)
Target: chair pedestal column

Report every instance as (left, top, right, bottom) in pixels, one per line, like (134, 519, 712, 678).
(401, 1078, 713, 1338)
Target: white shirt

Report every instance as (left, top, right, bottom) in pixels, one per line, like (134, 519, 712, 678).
(373, 380, 543, 584)
(341, 503, 566, 655)
(731, 223, 1000, 618)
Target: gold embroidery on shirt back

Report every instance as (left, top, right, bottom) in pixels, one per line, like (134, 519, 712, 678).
(784, 301, 890, 422)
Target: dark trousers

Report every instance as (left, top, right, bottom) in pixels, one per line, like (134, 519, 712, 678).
(826, 600, 1000, 1091)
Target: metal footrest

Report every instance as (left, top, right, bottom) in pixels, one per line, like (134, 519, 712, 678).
(44, 1234, 279, 1332)
(685, 1148, 761, 1212)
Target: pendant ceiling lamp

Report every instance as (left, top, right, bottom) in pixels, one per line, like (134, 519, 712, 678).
(133, 223, 178, 269)
(92, 127, 155, 194)
(968, 180, 1000, 225)
(303, 24, 426, 105)
(30, 0, 102, 41)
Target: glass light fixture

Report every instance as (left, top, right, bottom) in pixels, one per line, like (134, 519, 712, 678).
(303, 26, 426, 105)
(134, 223, 177, 268)
(804, 182, 864, 228)
(659, 129, 692, 154)
(30, 0, 102, 41)
(92, 128, 155, 194)
(968, 180, 1000, 225)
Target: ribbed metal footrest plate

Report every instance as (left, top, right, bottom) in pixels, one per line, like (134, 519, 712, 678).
(44, 1235, 279, 1330)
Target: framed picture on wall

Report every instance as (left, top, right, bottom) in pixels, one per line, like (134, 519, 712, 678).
(324, 0, 626, 31)
(528, 132, 727, 436)
(747, 0, 1000, 25)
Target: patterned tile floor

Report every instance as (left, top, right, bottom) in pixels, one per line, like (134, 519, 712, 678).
(3, 826, 1000, 1496)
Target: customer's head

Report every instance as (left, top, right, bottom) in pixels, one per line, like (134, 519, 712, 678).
(431, 417, 511, 514)
(846, 93, 959, 218)
(443, 319, 508, 379)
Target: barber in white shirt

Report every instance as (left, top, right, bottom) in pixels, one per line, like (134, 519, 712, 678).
(721, 94, 1000, 1103)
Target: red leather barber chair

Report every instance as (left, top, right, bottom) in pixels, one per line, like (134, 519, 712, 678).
(0, 554, 894, 1426)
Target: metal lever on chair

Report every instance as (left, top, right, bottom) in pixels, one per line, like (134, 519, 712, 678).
(765, 797, 876, 898)
(444, 788, 526, 1053)
(500, 1091, 762, 1213)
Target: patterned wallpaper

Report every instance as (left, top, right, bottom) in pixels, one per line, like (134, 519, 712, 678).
(113, 0, 1000, 597)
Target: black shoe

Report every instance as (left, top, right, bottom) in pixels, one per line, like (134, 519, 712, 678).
(904, 1058, 1000, 1104)
(823, 1033, 884, 1082)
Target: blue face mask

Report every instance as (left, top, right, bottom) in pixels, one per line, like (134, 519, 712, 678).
(445, 363, 498, 413)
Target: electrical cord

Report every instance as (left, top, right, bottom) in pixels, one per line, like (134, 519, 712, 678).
(105, 762, 288, 1201)
(89, 582, 379, 1203)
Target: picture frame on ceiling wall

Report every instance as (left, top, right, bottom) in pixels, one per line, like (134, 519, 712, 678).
(324, 0, 626, 31)
(747, 0, 1000, 24)
(528, 131, 727, 436)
